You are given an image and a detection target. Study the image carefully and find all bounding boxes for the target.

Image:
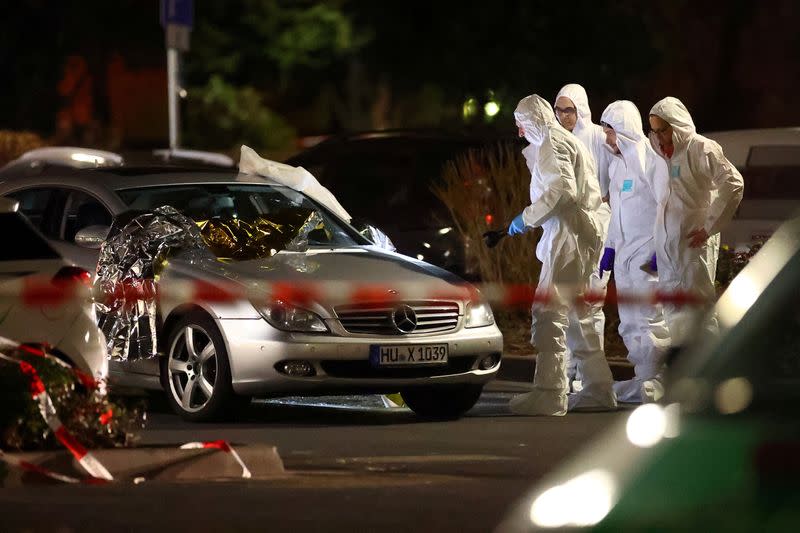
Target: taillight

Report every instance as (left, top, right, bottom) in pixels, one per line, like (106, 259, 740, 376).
(52, 266, 92, 287)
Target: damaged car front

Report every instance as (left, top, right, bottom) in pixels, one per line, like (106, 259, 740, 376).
(0, 168, 503, 422)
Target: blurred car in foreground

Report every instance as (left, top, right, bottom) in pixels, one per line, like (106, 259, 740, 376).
(497, 211, 800, 532)
(286, 129, 521, 278)
(707, 127, 800, 251)
(0, 197, 107, 379)
(0, 167, 502, 422)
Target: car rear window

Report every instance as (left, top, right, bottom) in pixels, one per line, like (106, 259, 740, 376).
(742, 145, 800, 199)
(0, 213, 60, 261)
(741, 167, 800, 199)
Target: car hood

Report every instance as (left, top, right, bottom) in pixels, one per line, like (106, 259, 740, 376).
(169, 246, 468, 305)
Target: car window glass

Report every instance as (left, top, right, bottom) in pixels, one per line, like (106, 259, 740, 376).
(115, 183, 366, 249)
(63, 190, 113, 243)
(4, 187, 65, 239)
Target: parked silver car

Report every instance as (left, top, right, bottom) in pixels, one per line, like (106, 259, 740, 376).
(0, 167, 503, 421)
(0, 197, 108, 380)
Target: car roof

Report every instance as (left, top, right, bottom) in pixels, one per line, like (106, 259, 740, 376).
(0, 166, 284, 192)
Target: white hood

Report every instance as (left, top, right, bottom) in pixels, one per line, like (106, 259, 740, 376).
(514, 94, 560, 145)
(648, 96, 697, 150)
(555, 83, 593, 136)
(601, 100, 648, 178)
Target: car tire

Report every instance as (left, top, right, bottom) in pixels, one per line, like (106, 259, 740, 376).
(401, 384, 483, 420)
(160, 311, 249, 422)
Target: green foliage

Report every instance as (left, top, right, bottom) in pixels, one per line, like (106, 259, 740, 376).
(186, 0, 370, 87)
(184, 75, 296, 152)
(0, 349, 144, 451)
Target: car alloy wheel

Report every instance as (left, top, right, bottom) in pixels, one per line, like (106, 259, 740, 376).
(167, 324, 218, 413)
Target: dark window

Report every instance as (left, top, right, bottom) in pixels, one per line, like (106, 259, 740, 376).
(0, 213, 60, 261)
(5, 188, 66, 238)
(63, 190, 112, 242)
(742, 145, 800, 199)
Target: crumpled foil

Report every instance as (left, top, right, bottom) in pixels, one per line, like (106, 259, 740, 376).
(351, 219, 397, 252)
(95, 205, 324, 362)
(196, 208, 322, 261)
(95, 206, 207, 361)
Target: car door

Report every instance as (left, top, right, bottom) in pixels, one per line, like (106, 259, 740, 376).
(6, 187, 112, 272)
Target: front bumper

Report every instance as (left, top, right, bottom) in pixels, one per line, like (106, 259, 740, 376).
(218, 318, 503, 396)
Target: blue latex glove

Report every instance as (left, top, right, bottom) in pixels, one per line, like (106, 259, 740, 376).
(507, 213, 527, 236)
(598, 247, 615, 278)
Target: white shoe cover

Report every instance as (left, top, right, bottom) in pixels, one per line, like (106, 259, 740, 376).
(640, 379, 664, 403)
(567, 388, 618, 412)
(509, 388, 567, 416)
(613, 379, 644, 403)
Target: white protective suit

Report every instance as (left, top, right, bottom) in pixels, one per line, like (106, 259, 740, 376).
(556, 84, 612, 198)
(648, 98, 744, 346)
(600, 101, 672, 403)
(555, 84, 613, 387)
(509, 94, 616, 416)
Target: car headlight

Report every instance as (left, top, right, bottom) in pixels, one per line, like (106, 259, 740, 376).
(254, 301, 328, 333)
(465, 301, 494, 328)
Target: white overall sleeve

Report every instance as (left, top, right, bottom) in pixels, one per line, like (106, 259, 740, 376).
(699, 140, 744, 236)
(521, 139, 578, 228)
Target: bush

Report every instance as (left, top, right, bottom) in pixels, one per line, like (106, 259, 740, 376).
(433, 142, 541, 285)
(0, 130, 46, 167)
(0, 347, 144, 451)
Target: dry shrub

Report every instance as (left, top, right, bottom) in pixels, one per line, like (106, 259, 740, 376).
(434, 142, 541, 355)
(433, 141, 541, 285)
(0, 130, 46, 167)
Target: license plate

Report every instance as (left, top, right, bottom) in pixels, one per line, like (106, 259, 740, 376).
(370, 344, 449, 367)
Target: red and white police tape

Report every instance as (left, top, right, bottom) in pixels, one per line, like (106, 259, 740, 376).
(180, 440, 252, 479)
(0, 276, 709, 309)
(0, 337, 252, 484)
(0, 344, 113, 481)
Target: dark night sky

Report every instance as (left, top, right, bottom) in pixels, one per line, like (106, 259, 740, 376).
(1, 0, 798, 143)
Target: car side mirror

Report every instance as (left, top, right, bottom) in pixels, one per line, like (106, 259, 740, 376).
(75, 225, 110, 249)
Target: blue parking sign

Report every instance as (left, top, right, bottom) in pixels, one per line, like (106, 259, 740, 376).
(160, 0, 193, 28)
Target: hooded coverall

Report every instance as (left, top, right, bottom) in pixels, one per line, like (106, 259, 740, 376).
(601, 100, 672, 403)
(648, 97, 744, 346)
(509, 94, 616, 416)
(554, 84, 613, 389)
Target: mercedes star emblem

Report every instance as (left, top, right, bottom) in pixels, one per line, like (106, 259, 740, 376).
(391, 304, 418, 333)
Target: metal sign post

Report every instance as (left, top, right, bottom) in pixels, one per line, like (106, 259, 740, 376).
(160, 0, 193, 151)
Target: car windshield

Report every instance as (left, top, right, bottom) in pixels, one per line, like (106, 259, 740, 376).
(115, 183, 366, 248)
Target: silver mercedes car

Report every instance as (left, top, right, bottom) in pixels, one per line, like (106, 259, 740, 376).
(0, 164, 503, 421)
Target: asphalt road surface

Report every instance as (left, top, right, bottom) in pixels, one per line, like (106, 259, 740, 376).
(0, 390, 630, 533)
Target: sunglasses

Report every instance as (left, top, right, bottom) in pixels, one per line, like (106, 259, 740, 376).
(554, 106, 577, 116)
(600, 121, 614, 130)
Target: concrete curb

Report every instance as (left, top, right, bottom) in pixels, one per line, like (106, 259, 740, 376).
(1, 444, 284, 486)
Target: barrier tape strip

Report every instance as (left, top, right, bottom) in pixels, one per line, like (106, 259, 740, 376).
(0, 349, 113, 482)
(0, 449, 111, 485)
(180, 440, 252, 479)
(0, 277, 710, 309)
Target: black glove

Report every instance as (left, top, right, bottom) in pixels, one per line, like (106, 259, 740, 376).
(482, 228, 508, 248)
